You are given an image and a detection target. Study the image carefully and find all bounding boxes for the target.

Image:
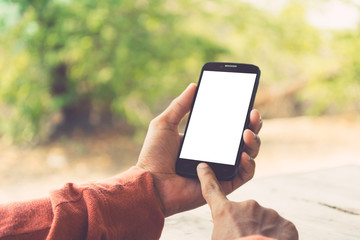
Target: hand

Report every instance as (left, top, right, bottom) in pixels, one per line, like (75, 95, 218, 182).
(136, 83, 262, 217)
(197, 163, 299, 240)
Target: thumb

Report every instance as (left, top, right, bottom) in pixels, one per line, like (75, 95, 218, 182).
(197, 163, 228, 210)
(160, 83, 197, 127)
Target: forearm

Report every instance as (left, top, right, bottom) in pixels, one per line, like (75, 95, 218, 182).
(0, 167, 165, 240)
(0, 198, 53, 240)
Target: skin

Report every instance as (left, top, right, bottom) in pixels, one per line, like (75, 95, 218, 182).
(136, 83, 298, 239)
(197, 162, 299, 240)
(137, 83, 262, 217)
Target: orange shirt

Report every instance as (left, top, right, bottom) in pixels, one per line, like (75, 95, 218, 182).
(0, 167, 165, 240)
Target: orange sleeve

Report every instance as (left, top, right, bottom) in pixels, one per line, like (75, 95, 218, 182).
(0, 167, 165, 240)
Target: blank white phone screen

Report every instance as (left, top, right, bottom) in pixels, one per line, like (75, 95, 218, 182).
(180, 70, 257, 165)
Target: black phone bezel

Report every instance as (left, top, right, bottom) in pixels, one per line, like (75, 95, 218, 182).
(175, 62, 260, 181)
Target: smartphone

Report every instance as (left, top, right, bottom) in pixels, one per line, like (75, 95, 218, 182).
(176, 62, 260, 180)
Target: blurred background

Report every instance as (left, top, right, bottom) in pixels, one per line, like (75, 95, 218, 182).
(0, 0, 359, 203)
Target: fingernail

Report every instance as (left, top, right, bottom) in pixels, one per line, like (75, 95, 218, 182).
(187, 83, 196, 89)
(197, 163, 208, 169)
(243, 153, 252, 162)
(253, 132, 258, 140)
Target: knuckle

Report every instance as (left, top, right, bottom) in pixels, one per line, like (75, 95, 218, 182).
(222, 201, 234, 214)
(149, 115, 173, 131)
(268, 208, 282, 221)
(245, 199, 261, 209)
(282, 220, 298, 232)
(281, 220, 299, 240)
(204, 179, 220, 194)
(149, 117, 159, 126)
(149, 117, 162, 129)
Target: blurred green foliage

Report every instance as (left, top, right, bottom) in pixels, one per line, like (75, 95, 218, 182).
(0, 0, 359, 143)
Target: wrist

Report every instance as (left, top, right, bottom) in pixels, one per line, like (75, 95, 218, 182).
(136, 164, 167, 216)
(152, 177, 167, 216)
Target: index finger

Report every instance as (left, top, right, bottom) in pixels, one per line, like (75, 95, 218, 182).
(197, 163, 228, 210)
